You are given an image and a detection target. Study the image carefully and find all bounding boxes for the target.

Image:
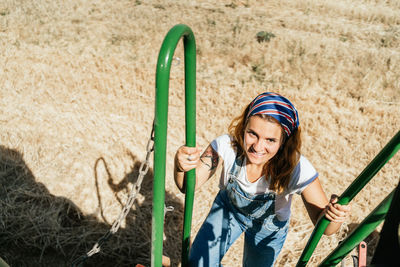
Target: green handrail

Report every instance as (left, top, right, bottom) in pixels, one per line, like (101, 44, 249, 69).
(0, 257, 10, 267)
(296, 130, 400, 267)
(319, 189, 395, 266)
(152, 24, 196, 267)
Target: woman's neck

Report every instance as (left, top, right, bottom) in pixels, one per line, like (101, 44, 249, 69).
(245, 162, 264, 183)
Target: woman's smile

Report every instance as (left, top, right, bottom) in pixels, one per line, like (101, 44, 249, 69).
(248, 146, 266, 157)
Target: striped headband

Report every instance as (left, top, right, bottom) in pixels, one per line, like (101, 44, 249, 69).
(247, 92, 299, 136)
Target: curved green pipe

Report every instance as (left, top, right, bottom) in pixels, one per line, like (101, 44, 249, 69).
(152, 24, 196, 267)
(296, 130, 400, 267)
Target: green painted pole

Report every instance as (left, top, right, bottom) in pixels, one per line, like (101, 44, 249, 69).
(182, 26, 197, 267)
(319, 189, 395, 266)
(0, 257, 10, 267)
(152, 24, 196, 267)
(296, 130, 400, 267)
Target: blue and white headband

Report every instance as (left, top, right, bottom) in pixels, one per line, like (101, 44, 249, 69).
(247, 92, 300, 136)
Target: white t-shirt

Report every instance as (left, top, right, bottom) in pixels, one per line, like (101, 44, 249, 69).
(211, 134, 318, 221)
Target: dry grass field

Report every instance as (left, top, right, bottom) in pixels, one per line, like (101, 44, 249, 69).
(1, 0, 399, 266)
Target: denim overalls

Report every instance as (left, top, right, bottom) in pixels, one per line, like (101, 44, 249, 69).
(189, 155, 289, 267)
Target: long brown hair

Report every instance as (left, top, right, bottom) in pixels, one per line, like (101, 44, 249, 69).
(228, 105, 302, 194)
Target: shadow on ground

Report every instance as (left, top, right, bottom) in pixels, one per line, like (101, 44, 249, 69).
(0, 145, 184, 267)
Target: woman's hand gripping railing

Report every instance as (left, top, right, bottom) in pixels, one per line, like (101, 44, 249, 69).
(296, 130, 400, 267)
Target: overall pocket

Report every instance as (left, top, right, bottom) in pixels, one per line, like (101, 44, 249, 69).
(227, 180, 274, 221)
(263, 216, 288, 232)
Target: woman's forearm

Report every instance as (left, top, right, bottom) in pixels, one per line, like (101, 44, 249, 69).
(323, 214, 343, 236)
(320, 198, 351, 236)
(174, 155, 186, 193)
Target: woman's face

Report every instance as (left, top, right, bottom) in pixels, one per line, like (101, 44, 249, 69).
(244, 115, 283, 167)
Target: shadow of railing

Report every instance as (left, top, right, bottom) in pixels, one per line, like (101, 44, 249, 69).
(0, 145, 183, 266)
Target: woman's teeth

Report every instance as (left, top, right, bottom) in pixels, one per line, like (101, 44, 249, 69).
(250, 147, 264, 156)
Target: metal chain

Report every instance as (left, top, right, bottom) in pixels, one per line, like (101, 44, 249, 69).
(71, 125, 155, 267)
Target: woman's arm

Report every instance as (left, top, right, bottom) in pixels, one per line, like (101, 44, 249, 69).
(174, 144, 220, 193)
(301, 177, 351, 236)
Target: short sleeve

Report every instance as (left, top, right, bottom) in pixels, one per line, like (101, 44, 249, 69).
(211, 134, 235, 162)
(289, 155, 318, 195)
(210, 134, 237, 188)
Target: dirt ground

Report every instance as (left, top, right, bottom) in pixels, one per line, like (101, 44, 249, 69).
(0, 0, 399, 266)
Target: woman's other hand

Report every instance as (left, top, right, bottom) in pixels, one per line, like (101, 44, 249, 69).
(175, 145, 202, 173)
(324, 195, 352, 223)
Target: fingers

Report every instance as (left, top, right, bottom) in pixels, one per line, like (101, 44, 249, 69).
(325, 206, 346, 222)
(178, 145, 201, 162)
(325, 196, 352, 223)
(329, 194, 339, 203)
(176, 145, 202, 172)
(179, 145, 201, 155)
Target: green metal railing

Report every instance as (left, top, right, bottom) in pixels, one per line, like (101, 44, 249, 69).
(319, 189, 395, 266)
(296, 130, 400, 267)
(152, 24, 196, 267)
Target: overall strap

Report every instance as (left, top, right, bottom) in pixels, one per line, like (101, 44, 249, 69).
(229, 153, 245, 179)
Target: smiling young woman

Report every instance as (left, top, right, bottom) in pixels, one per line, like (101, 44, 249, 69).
(174, 92, 351, 267)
